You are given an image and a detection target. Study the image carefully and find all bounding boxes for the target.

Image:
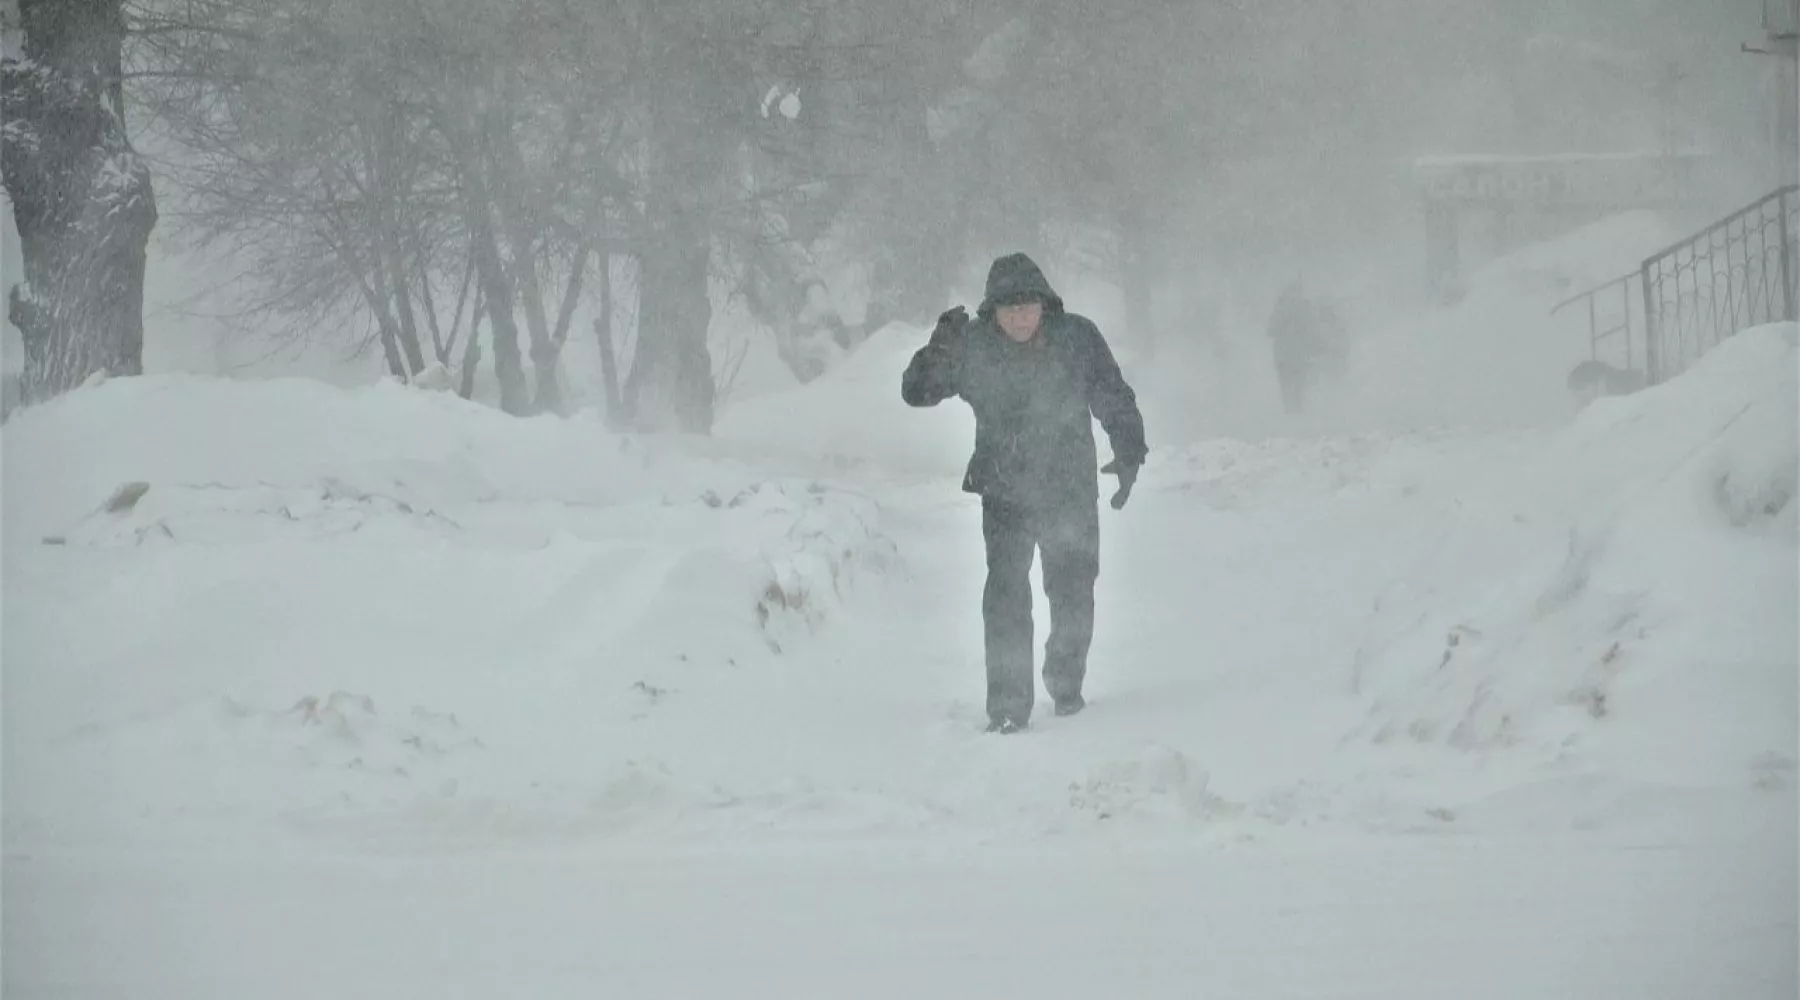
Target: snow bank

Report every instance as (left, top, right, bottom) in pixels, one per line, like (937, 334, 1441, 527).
(1322, 209, 1683, 433)
(1351, 323, 1798, 795)
(2, 372, 903, 849)
(716, 321, 974, 480)
(3, 374, 642, 545)
(1467, 207, 1679, 299)
(2, 373, 901, 642)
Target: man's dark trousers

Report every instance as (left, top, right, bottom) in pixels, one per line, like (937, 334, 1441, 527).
(981, 495, 1099, 725)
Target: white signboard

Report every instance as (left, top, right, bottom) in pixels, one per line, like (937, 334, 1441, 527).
(1415, 153, 1703, 207)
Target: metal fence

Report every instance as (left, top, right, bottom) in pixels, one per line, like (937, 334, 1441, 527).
(1550, 269, 1644, 374)
(1640, 185, 1798, 383)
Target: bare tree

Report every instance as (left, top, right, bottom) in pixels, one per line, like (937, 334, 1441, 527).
(2, 0, 157, 405)
(136, 0, 637, 415)
(131, 0, 462, 382)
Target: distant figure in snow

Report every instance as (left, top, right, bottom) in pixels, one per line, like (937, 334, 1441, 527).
(1265, 277, 1346, 414)
(900, 252, 1147, 734)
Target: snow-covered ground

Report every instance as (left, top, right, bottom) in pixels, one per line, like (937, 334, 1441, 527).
(4, 301, 1795, 996)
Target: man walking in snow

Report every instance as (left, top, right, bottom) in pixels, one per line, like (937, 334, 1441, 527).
(901, 252, 1147, 733)
(1265, 277, 1346, 415)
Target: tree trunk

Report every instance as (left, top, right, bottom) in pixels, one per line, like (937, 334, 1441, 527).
(458, 295, 484, 401)
(1, 0, 156, 406)
(625, 233, 713, 433)
(380, 233, 428, 375)
(594, 253, 623, 427)
(625, 69, 720, 435)
(484, 105, 564, 416)
(424, 248, 477, 367)
(356, 224, 412, 379)
(512, 247, 563, 415)
(374, 312, 408, 379)
(864, 57, 963, 333)
(368, 109, 426, 375)
(467, 199, 529, 414)
(432, 96, 528, 414)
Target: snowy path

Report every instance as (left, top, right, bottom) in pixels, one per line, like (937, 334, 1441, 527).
(9, 836, 1793, 1000)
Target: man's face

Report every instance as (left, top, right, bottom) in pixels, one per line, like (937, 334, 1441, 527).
(997, 301, 1043, 342)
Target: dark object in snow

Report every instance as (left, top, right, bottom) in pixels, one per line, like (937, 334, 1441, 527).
(902, 253, 1145, 730)
(985, 717, 1025, 735)
(103, 481, 150, 514)
(1053, 693, 1086, 717)
(1566, 359, 1646, 403)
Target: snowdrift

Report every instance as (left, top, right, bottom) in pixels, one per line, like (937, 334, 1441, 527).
(1323, 209, 1684, 434)
(1350, 323, 1798, 794)
(4, 374, 655, 546)
(717, 321, 974, 480)
(2, 372, 900, 848)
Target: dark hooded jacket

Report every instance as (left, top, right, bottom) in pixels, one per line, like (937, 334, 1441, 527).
(901, 253, 1147, 507)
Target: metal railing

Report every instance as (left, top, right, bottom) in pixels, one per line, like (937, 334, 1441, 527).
(1641, 185, 1798, 383)
(1550, 269, 1644, 374)
(1551, 185, 1799, 387)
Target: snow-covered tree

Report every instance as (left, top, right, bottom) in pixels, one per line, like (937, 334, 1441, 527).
(2, 0, 157, 405)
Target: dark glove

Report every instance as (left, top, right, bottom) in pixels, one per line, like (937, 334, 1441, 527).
(929, 305, 968, 346)
(1100, 459, 1139, 510)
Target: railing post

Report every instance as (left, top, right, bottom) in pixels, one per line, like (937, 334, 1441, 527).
(1623, 275, 1635, 373)
(1641, 259, 1660, 385)
(1780, 191, 1796, 323)
(1587, 293, 1598, 360)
